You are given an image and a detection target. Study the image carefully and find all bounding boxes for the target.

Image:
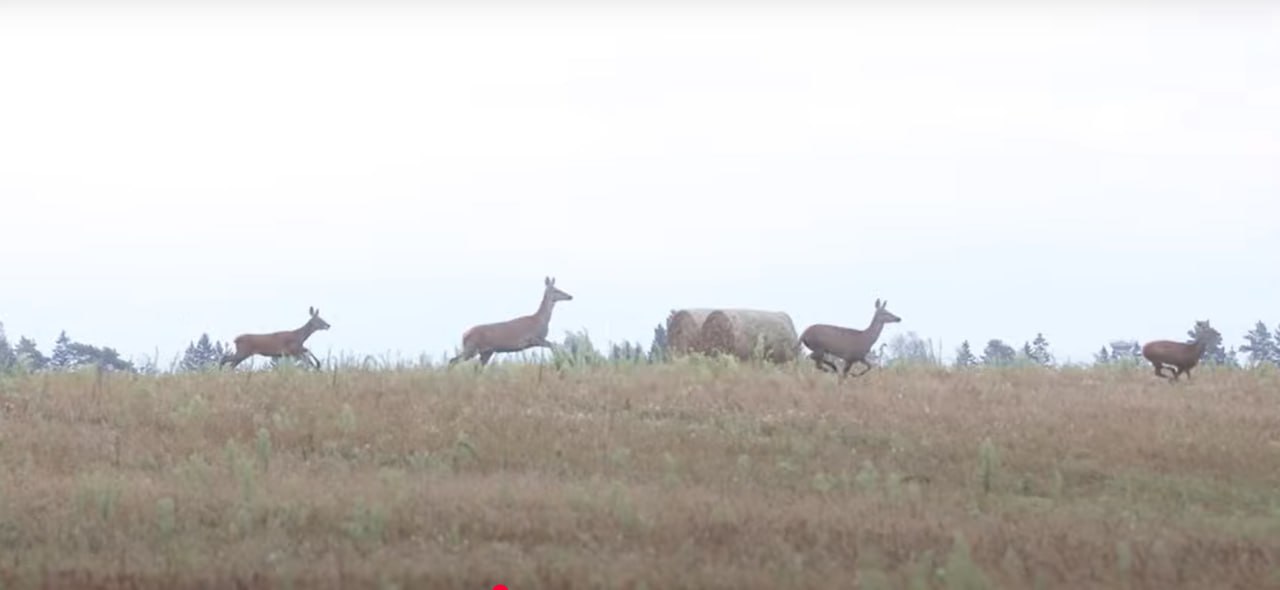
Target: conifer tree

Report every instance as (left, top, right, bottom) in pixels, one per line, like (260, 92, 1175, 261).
(954, 340, 977, 368)
(1027, 333, 1054, 366)
(648, 323, 668, 363)
(981, 339, 1016, 366)
(180, 333, 225, 371)
(0, 322, 16, 372)
(1240, 321, 1278, 366)
(50, 330, 74, 370)
(14, 337, 47, 371)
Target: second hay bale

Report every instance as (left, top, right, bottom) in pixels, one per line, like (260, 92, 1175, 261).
(699, 309, 800, 364)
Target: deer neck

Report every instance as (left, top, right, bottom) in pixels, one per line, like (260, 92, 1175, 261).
(533, 292, 558, 327)
(863, 316, 886, 344)
(294, 321, 318, 342)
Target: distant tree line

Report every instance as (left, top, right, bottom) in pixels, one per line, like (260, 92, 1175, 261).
(633, 318, 1280, 370)
(577, 318, 1280, 370)
(0, 323, 232, 374)
(3, 318, 1279, 374)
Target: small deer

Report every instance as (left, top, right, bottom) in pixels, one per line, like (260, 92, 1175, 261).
(1141, 321, 1219, 382)
(800, 298, 902, 378)
(447, 276, 573, 368)
(220, 306, 331, 370)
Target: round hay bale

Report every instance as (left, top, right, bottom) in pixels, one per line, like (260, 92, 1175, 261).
(699, 309, 800, 364)
(666, 308, 717, 356)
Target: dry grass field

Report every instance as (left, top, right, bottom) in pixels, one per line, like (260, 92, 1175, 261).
(1, 358, 1278, 589)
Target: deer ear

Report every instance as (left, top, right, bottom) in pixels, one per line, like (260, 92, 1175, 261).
(309, 306, 315, 315)
(875, 298, 882, 309)
(545, 276, 551, 286)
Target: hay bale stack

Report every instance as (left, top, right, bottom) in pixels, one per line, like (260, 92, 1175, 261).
(666, 308, 717, 356)
(698, 309, 800, 364)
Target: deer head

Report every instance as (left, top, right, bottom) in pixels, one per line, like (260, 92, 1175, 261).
(307, 306, 332, 331)
(873, 298, 901, 324)
(544, 276, 573, 302)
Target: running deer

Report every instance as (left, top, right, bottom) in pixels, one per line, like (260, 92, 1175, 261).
(220, 306, 331, 370)
(1142, 321, 1219, 382)
(800, 298, 902, 378)
(447, 276, 573, 368)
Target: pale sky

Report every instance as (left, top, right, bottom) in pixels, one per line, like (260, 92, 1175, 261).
(1, 3, 1277, 367)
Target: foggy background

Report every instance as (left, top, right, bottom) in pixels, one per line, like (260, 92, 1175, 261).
(1, 3, 1277, 366)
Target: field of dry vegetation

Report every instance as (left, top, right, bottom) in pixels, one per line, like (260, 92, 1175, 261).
(1, 358, 1278, 589)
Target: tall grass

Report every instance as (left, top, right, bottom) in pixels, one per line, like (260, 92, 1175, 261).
(0, 358, 1277, 589)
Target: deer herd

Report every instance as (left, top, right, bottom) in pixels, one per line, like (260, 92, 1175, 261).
(218, 276, 1221, 383)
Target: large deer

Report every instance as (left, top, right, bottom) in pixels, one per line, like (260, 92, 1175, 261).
(800, 298, 901, 378)
(220, 306, 331, 370)
(447, 276, 573, 368)
(1141, 321, 1219, 382)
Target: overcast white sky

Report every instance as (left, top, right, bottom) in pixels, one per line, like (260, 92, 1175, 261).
(1, 3, 1277, 367)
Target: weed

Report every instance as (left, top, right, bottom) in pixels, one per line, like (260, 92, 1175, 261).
(0, 364, 1273, 588)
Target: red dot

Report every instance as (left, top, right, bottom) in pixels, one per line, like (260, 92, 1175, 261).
(493, 586, 509, 590)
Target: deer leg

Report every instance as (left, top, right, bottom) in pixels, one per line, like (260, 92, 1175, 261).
(534, 337, 560, 357)
(844, 359, 872, 377)
(448, 345, 479, 366)
(300, 349, 321, 370)
(222, 352, 249, 369)
(809, 351, 839, 373)
(478, 351, 495, 367)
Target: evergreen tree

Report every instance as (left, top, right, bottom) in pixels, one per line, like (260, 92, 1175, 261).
(14, 337, 48, 371)
(1240, 321, 1278, 366)
(1093, 346, 1111, 365)
(0, 322, 16, 372)
(66, 342, 134, 372)
(954, 340, 977, 368)
(49, 330, 74, 370)
(609, 341, 646, 363)
(180, 333, 225, 371)
(1225, 347, 1241, 368)
(42, 330, 136, 373)
(67, 342, 100, 368)
(648, 323, 668, 363)
(1028, 332, 1053, 366)
(981, 339, 1016, 366)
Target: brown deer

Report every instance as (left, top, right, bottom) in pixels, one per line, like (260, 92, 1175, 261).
(1142, 321, 1219, 382)
(800, 298, 901, 378)
(220, 306, 331, 370)
(447, 276, 573, 367)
